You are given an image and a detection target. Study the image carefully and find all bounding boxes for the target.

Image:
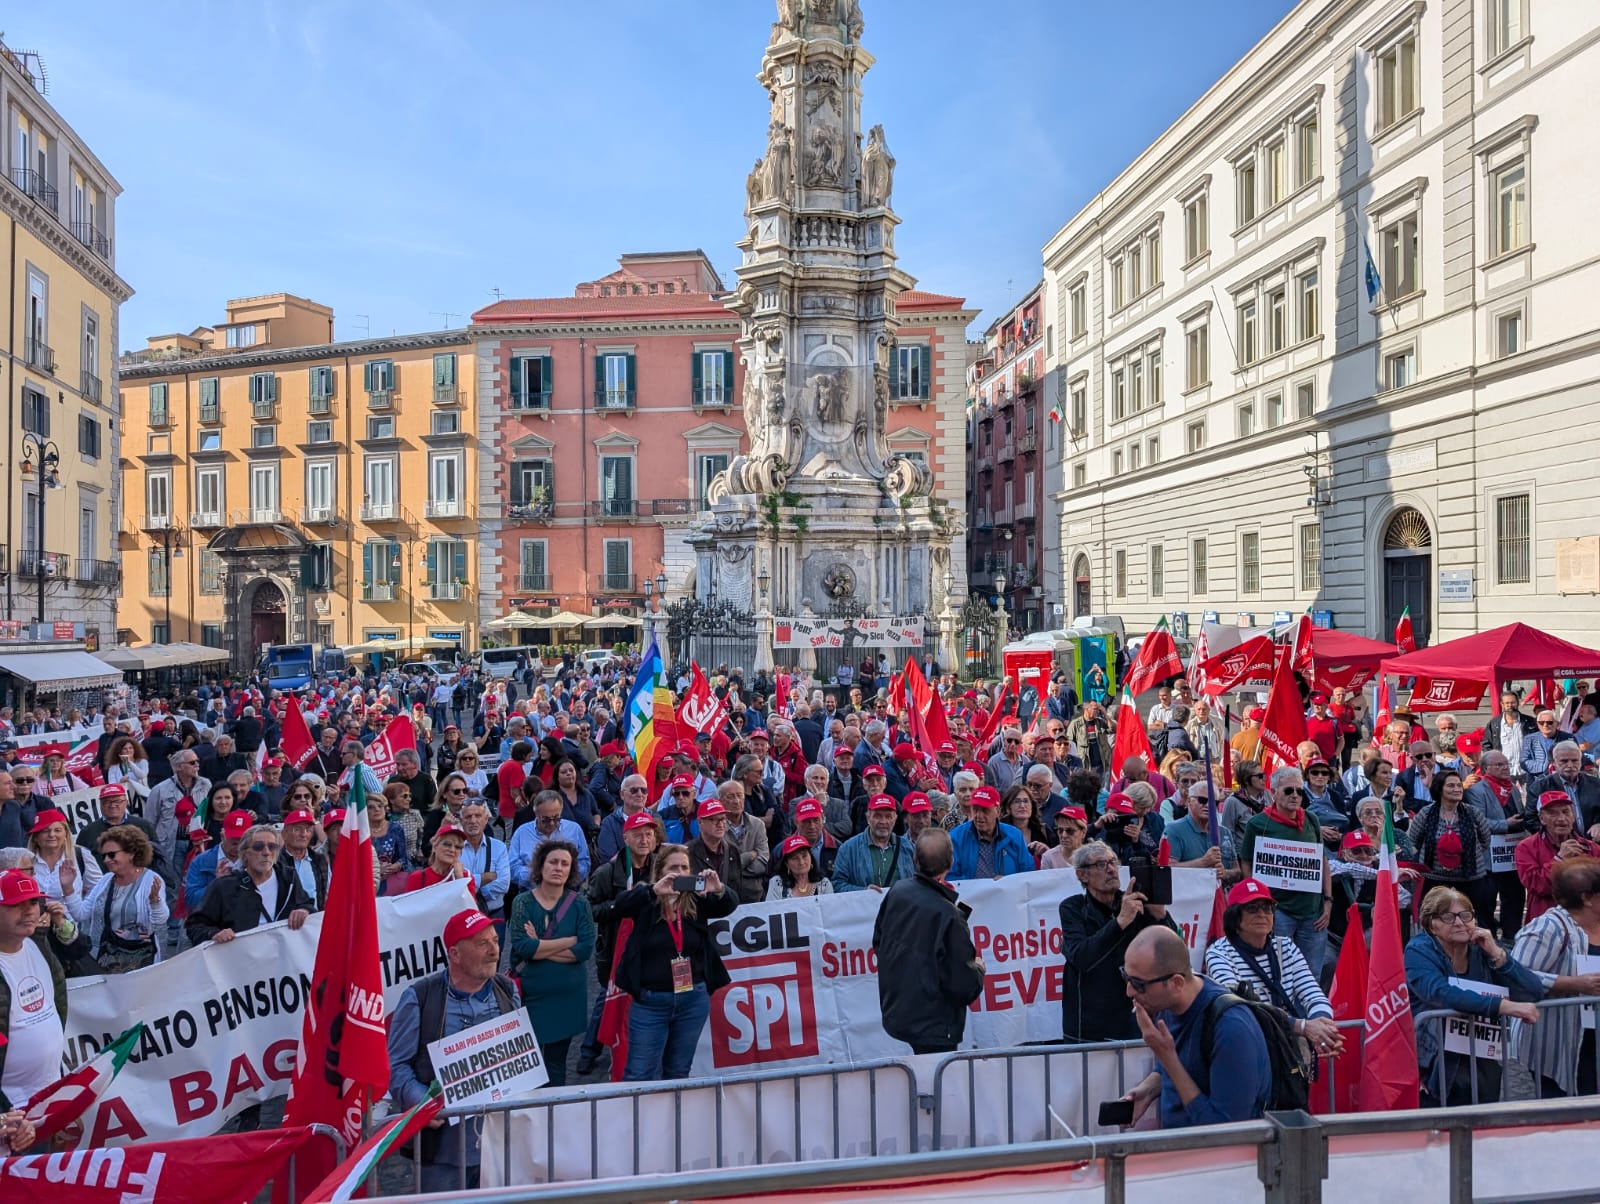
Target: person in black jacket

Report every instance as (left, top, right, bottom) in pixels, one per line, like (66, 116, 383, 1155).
(185, 823, 311, 945)
(870, 828, 986, 1054)
(1059, 840, 1178, 1042)
(199, 733, 249, 788)
(229, 705, 265, 755)
(576, 811, 663, 1075)
(0, 768, 36, 851)
(611, 843, 736, 1081)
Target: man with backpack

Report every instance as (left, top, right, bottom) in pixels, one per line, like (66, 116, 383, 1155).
(1118, 927, 1275, 1127)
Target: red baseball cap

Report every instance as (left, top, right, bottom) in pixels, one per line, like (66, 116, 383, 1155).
(936, 741, 957, 755)
(862, 763, 887, 779)
(1246, 707, 1266, 722)
(1103, 792, 1137, 815)
(697, 799, 727, 819)
(892, 743, 917, 761)
(223, 810, 254, 839)
(1455, 730, 1483, 756)
(866, 793, 897, 812)
(748, 728, 769, 741)
(970, 785, 1001, 808)
(795, 799, 823, 823)
(778, 833, 812, 858)
(1305, 759, 1332, 773)
(600, 741, 628, 758)
(1226, 878, 1275, 907)
(434, 822, 466, 841)
(623, 811, 658, 832)
(443, 908, 493, 949)
(832, 745, 855, 759)
(175, 798, 197, 820)
(1341, 831, 1376, 852)
(963, 761, 986, 778)
(670, 774, 697, 791)
(0, 869, 45, 907)
(1309, 692, 1329, 704)
(263, 755, 285, 768)
(323, 807, 348, 826)
(283, 808, 317, 827)
(902, 792, 932, 814)
(99, 783, 128, 800)
(1056, 806, 1088, 823)
(1539, 790, 1575, 811)
(28, 809, 68, 834)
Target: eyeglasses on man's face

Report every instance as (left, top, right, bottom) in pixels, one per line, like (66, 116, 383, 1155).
(1120, 968, 1176, 993)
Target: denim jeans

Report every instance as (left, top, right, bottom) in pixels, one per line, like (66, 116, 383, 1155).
(623, 985, 711, 1081)
(579, 981, 606, 1060)
(1273, 908, 1328, 981)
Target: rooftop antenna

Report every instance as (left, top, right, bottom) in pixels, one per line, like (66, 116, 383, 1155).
(490, 287, 503, 301)
(431, 311, 461, 328)
(352, 314, 370, 338)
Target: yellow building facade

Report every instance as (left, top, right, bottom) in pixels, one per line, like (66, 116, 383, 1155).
(118, 294, 478, 666)
(2, 39, 131, 644)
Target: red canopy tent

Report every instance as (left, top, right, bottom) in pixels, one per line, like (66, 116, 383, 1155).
(1309, 628, 1398, 694)
(1378, 622, 1600, 688)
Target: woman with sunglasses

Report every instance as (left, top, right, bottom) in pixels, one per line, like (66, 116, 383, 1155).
(33, 751, 88, 797)
(453, 748, 488, 796)
(83, 825, 168, 971)
(1411, 768, 1496, 930)
(1219, 759, 1271, 850)
(435, 724, 466, 781)
(1405, 885, 1543, 1106)
(27, 808, 100, 925)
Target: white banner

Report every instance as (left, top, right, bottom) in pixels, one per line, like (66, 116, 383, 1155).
(10, 725, 96, 750)
(60, 879, 475, 1146)
(1442, 978, 1506, 1061)
(430, 1009, 547, 1107)
(689, 867, 1215, 1076)
(1249, 837, 1325, 893)
(1489, 833, 1526, 874)
(772, 617, 925, 650)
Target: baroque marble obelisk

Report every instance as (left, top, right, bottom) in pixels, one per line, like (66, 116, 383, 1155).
(691, 0, 952, 622)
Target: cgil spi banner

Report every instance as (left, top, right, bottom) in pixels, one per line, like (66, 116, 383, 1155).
(58, 879, 474, 1146)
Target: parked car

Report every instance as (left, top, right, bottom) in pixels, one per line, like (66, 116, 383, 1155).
(580, 648, 616, 673)
(401, 659, 461, 686)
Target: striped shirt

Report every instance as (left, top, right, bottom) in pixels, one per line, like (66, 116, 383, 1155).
(1203, 936, 1333, 1020)
(1511, 906, 1592, 1095)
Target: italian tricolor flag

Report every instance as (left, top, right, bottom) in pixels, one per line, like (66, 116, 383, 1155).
(23, 1022, 143, 1144)
(303, 1085, 445, 1202)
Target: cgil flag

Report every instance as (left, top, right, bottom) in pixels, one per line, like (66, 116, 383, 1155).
(279, 694, 318, 771)
(283, 740, 391, 1155)
(1124, 626, 1185, 696)
(1358, 801, 1421, 1111)
(624, 639, 678, 781)
(23, 1022, 143, 1146)
(1110, 690, 1157, 779)
(303, 1085, 446, 1202)
(1313, 903, 1370, 1115)
(1258, 642, 1310, 773)
(1395, 606, 1417, 654)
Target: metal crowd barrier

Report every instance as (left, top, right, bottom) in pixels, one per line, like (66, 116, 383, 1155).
(1414, 993, 1600, 1105)
(282, 1123, 346, 1200)
(402, 1057, 920, 1191)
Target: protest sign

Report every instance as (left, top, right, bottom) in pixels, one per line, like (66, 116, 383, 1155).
(1250, 837, 1325, 893)
(1489, 834, 1526, 874)
(59, 879, 474, 1146)
(361, 715, 417, 781)
(429, 1009, 547, 1108)
(1442, 978, 1506, 1061)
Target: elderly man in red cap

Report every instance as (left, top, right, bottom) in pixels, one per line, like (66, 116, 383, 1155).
(387, 907, 519, 1191)
(1516, 791, 1600, 921)
(833, 793, 913, 893)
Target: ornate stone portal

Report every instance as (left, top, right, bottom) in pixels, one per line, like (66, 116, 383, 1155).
(691, 0, 948, 624)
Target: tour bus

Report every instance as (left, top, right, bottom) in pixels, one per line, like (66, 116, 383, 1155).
(262, 643, 346, 690)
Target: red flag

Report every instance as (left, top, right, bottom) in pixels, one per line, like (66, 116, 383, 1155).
(1258, 646, 1310, 772)
(1110, 691, 1156, 779)
(1290, 614, 1315, 673)
(775, 671, 789, 717)
(280, 695, 318, 771)
(976, 680, 1015, 748)
(1406, 677, 1488, 713)
(1374, 678, 1393, 732)
(1395, 606, 1416, 654)
(597, 917, 635, 1082)
(888, 671, 905, 715)
(1531, 677, 1561, 711)
(1313, 903, 1370, 1114)
(283, 757, 391, 1153)
(361, 715, 417, 780)
(303, 1088, 444, 1202)
(903, 658, 954, 753)
(676, 663, 727, 737)
(1187, 628, 1210, 698)
(1198, 634, 1276, 696)
(1124, 627, 1185, 696)
(1205, 884, 1226, 944)
(1358, 873, 1421, 1111)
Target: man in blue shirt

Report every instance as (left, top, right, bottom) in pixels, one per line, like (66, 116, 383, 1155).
(1120, 927, 1271, 1128)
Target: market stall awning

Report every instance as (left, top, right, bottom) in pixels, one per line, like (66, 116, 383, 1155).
(1380, 622, 1600, 685)
(0, 650, 124, 691)
(99, 643, 232, 671)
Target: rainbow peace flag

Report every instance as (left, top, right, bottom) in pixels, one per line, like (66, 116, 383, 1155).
(623, 639, 677, 779)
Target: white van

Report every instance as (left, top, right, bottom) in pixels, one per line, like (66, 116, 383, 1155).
(478, 646, 526, 680)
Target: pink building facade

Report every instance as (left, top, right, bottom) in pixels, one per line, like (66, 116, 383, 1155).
(473, 252, 975, 643)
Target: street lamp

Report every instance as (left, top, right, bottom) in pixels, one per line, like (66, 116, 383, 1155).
(756, 565, 771, 607)
(18, 435, 62, 625)
(160, 521, 189, 643)
(992, 571, 1009, 670)
(642, 575, 655, 651)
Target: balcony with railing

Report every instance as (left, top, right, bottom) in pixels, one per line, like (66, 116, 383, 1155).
(74, 558, 120, 587)
(139, 513, 173, 531)
(72, 221, 110, 259)
(1015, 497, 1036, 521)
(300, 505, 338, 525)
(9, 168, 57, 211)
(996, 438, 1017, 464)
(17, 549, 68, 578)
(367, 388, 394, 410)
(80, 370, 102, 403)
(692, 385, 730, 409)
(251, 398, 277, 420)
(190, 510, 224, 530)
(360, 501, 400, 523)
(362, 580, 397, 602)
(509, 390, 551, 412)
(590, 498, 638, 520)
(308, 392, 333, 416)
(234, 507, 284, 526)
(1016, 371, 1038, 395)
(648, 499, 697, 516)
(518, 571, 550, 591)
(424, 499, 466, 520)
(1017, 429, 1038, 455)
(428, 580, 464, 601)
(23, 338, 54, 374)
(434, 384, 464, 406)
(148, 402, 170, 427)
(974, 508, 993, 531)
(506, 498, 555, 523)
(595, 572, 636, 594)
(996, 502, 1015, 525)
(593, 387, 636, 413)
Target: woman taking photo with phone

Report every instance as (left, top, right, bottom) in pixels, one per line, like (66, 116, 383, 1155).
(611, 843, 736, 1081)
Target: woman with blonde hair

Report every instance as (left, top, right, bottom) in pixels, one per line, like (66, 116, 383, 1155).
(27, 809, 99, 924)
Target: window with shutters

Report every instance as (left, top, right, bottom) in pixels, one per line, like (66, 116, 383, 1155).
(428, 452, 463, 517)
(147, 382, 167, 428)
(510, 459, 552, 510)
(1069, 380, 1086, 435)
(693, 350, 734, 406)
(1495, 493, 1531, 584)
(510, 354, 551, 409)
(362, 540, 401, 600)
(696, 453, 729, 508)
(1192, 538, 1208, 594)
(199, 376, 221, 423)
(595, 353, 635, 409)
(201, 623, 224, 648)
(363, 456, 397, 520)
(1182, 190, 1209, 263)
(1380, 213, 1420, 300)
(249, 464, 280, 521)
(1241, 531, 1261, 593)
(602, 539, 633, 592)
(519, 539, 549, 591)
(891, 344, 932, 400)
(194, 468, 223, 525)
(199, 549, 224, 595)
(78, 413, 101, 460)
(364, 360, 395, 407)
(426, 539, 468, 599)
(600, 455, 634, 518)
(1300, 523, 1322, 591)
(433, 353, 459, 403)
(1376, 28, 1419, 133)
(146, 472, 172, 525)
(1114, 549, 1127, 598)
(305, 460, 335, 521)
(148, 548, 169, 598)
(1069, 281, 1087, 339)
(308, 366, 334, 414)
(248, 372, 277, 416)
(1150, 545, 1165, 598)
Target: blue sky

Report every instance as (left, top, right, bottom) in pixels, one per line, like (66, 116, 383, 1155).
(20, 0, 1294, 350)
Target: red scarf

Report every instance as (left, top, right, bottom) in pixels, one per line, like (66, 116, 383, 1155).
(1482, 775, 1513, 804)
(1264, 804, 1313, 832)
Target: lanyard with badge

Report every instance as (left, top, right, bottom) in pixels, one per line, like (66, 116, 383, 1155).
(667, 913, 693, 993)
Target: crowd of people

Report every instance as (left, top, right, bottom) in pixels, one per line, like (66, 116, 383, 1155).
(3, 650, 1600, 1180)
